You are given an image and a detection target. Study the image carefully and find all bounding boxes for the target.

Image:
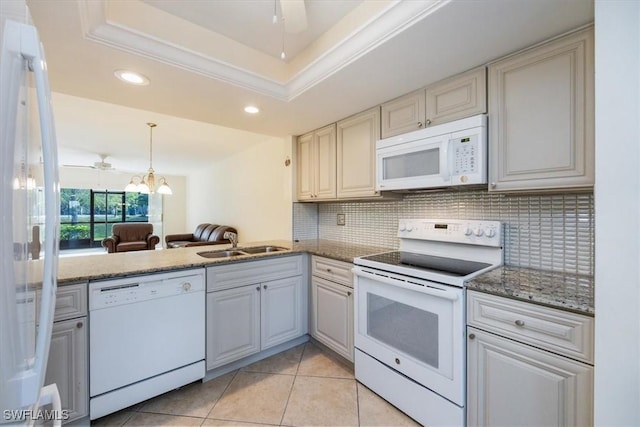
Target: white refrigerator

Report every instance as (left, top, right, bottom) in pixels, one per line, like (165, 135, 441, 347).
(0, 0, 61, 425)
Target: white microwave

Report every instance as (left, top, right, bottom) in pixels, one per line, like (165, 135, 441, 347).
(376, 114, 487, 191)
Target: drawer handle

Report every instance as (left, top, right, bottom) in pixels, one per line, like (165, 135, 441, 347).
(326, 268, 332, 273)
(515, 320, 525, 327)
(76, 322, 83, 329)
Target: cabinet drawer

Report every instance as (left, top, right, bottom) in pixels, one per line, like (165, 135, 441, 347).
(37, 283, 88, 323)
(311, 256, 353, 288)
(467, 291, 593, 364)
(207, 255, 303, 292)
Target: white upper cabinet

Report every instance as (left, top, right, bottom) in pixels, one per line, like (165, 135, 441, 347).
(296, 124, 336, 201)
(337, 107, 381, 199)
(425, 67, 486, 126)
(380, 90, 426, 138)
(488, 26, 594, 192)
(381, 67, 486, 139)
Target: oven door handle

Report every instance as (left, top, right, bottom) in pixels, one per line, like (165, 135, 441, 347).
(352, 269, 459, 301)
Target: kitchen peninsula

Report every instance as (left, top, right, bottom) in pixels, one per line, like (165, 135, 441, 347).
(51, 240, 391, 286)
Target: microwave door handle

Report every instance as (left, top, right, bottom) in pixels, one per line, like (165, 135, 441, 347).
(440, 138, 450, 179)
(353, 269, 459, 301)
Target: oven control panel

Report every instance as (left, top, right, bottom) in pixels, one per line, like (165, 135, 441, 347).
(397, 219, 502, 247)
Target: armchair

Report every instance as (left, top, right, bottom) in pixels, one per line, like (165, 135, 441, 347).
(102, 223, 159, 253)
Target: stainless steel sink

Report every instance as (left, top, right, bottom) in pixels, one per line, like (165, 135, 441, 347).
(239, 246, 287, 254)
(197, 250, 247, 259)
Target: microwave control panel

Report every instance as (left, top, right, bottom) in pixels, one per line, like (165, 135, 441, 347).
(449, 125, 486, 185)
(452, 134, 478, 175)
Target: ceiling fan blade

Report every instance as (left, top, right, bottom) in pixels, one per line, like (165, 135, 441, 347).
(62, 164, 95, 169)
(281, 0, 307, 34)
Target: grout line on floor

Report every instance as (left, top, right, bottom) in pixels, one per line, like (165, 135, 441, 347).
(205, 369, 240, 420)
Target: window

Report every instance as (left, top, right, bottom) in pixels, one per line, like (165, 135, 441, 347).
(59, 189, 149, 250)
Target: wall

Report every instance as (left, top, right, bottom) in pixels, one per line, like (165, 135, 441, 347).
(58, 167, 187, 241)
(294, 190, 594, 276)
(186, 136, 292, 243)
(594, 1, 640, 425)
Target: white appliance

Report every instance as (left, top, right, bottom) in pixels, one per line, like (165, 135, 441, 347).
(376, 114, 487, 191)
(89, 270, 206, 420)
(353, 219, 502, 426)
(0, 0, 62, 425)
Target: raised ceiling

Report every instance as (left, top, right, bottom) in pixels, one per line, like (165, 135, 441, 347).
(26, 0, 594, 176)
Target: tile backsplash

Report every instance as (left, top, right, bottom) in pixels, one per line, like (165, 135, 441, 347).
(293, 190, 594, 276)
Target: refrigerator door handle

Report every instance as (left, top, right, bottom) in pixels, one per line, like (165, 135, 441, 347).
(26, 384, 62, 427)
(19, 22, 60, 406)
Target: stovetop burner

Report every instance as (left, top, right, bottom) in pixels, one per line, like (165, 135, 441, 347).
(359, 251, 492, 277)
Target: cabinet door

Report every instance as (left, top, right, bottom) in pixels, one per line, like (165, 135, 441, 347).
(296, 131, 314, 200)
(488, 27, 594, 192)
(206, 285, 260, 369)
(44, 317, 88, 423)
(261, 276, 305, 350)
(337, 107, 381, 199)
(425, 66, 486, 126)
(381, 89, 426, 138)
(311, 277, 353, 361)
(467, 327, 593, 427)
(314, 124, 337, 200)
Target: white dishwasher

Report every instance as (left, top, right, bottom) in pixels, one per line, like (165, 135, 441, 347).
(89, 269, 205, 420)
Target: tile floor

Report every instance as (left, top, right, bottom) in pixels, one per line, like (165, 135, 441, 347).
(91, 342, 420, 427)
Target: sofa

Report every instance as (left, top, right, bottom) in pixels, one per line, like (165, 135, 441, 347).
(165, 223, 237, 248)
(102, 223, 160, 253)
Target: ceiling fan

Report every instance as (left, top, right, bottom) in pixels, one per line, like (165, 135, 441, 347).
(62, 154, 115, 171)
(278, 0, 308, 34)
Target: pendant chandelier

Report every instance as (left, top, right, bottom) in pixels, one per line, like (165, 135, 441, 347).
(124, 122, 172, 195)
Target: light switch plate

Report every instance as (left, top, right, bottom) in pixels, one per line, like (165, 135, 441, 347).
(337, 213, 346, 226)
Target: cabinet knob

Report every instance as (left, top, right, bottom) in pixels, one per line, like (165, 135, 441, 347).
(395, 358, 401, 365)
(515, 320, 525, 327)
(425, 119, 432, 125)
(347, 291, 352, 296)
(326, 268, 332, 273)
(490, 182, 497, 188)
(256, 286, 261, 291)
(76, 322, 83, 329)
(468, 333, 475, 340)
(417, 121, 423, 128)
(264, 285, 268, 290)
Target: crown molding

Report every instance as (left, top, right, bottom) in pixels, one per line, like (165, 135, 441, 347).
(77, 0, 449, 102)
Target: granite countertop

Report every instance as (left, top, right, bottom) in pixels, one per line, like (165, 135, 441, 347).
(26, 239, 391, 286)
(466, 265, 594, 316)
(292, 239, 390, 263)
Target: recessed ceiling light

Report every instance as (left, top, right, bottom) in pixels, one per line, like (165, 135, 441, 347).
(114, 70, 149, 86)
(244, 106, 260, 114)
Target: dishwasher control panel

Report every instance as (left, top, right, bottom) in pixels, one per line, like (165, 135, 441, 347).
(89, 270, 205, 310)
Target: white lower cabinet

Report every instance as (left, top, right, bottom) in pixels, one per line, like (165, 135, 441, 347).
(206, 256, 307, 370)
(309, 256, 354, 361)
(467, 327, 593, 427)
(311, 276, 353, 361)
(45, 317, 88, 423)
(206, 285, 261, 368)
(466, 290, 594, 426)
(39, 283, 88, 424)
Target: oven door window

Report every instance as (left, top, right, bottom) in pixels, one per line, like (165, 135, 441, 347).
(367, 293, 440, 369)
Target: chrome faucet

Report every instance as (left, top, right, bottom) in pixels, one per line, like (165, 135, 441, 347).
(224, 231, 238, 248)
